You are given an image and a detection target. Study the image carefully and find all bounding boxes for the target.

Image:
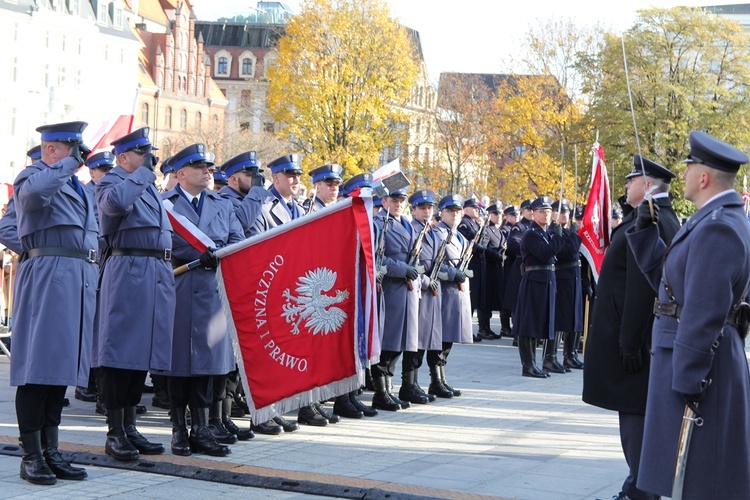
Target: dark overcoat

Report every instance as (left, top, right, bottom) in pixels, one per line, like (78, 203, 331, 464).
(553, 227, 583, 332)
(512, 221, 565, 340)
(163, 188, 244, 376)
(484, 223, 506, 310)
(501, 218, 529, 312)
(582, 196, 680, 414)
(626, 191, 750, 498)
(411, 218, 442, 351)
(433, 222, 472, 344)
(11, 158, 98, 387)
(457, 215, 483, 311)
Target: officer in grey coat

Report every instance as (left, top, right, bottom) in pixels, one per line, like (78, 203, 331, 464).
(163, 143, 244, 457)
(255, 154, 305, 231)
(12, 121, 97, 484)
(372, 187, 420, 411)
(430, 195, 473, 398)
(218, 151, 267, 238)
(307, 163, 343, 213)
(627, 131, 750, 498)
(97, 127, 175, 461)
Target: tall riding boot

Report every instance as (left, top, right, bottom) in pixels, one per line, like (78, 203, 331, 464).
(385, 374, 410, 409)
(428, 365, 453, 398)
(189, 406, 231, 456)
(124, 406, 164, 454)
(170, 407, 191, 456)
(42, 427, 87, 480)
(414, 369, 435, 402)
(519, 336, 546, 378)
(19, 431, 57, 485)
(542, 332, 567, 374)
(222, 397, 253, 440)
(95, 370, 106, 415)
(105, 408, 139, 461)
(348, 390, 378, 416)
(398, 370, 428, 404)
(371, 375, 400, 411)
(208, 400, 237, 444)
(563, 332, 584, 369)
(439, 365, 461, 396)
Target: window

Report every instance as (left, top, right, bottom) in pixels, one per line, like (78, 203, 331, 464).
(141, 103, 149, 124)
(218, 57, 228, 75)
(242, 58, 253, 76)
(241, 89, 252, 107)
(75, 70, 81, 87)
(113, 7, 122, 28)
(43, 65, 49, 87)
(62, 35, 66, 51)
(180, 109, 187, 130)
(78, 38, 82, 55)
(98, 0, 109, 25)
(9, 108, 16, 136)
(264, 122, 274, 133)
(165, 107, 172, 129)
(11, 58, 17, 83)
(195, 112, 202, 130)
(45, 32, 50, 49)
(58, 67, 66, 86)
(213, 114, 219, 126)
(67, 0, 79, 14)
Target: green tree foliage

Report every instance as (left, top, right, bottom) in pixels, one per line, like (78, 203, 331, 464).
(267, 0, 418, 176)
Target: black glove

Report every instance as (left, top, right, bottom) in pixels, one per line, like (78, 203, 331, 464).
(454, 269, 467, 283)
(550, 222, 563, 237)
(570, 222, 580, 233)
(474, 244, 486, 254)
(251, 170, 266, 187)
(405, 265, 419, 281)
(69, 143, 85, 166)
(620, 347, 643, 374)
(199, 247, 219, 269)
(680, 378, 712, 405)
(635, 200, 660, 230)
(141, 152, 158, 171)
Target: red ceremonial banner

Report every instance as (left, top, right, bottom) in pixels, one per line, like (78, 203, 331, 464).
(578, 142, 611, 281)
(217, 198, 370, 422)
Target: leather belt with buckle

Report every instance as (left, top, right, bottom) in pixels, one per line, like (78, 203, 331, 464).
(27, 247, 97, 263)
(111, 248, 172, 261)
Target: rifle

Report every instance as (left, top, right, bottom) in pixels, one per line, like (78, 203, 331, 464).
(427, 229, 452, 296)
(374, 208, 391, 292)
(304, 186, 318, 216)
(405, 217, 430, 291)
(456, 217, 489, 290)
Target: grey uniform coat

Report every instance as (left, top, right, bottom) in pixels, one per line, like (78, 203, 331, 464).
(163, 188, 244, 376)
(0, 196, 22, 254)
(373, 210, 419, 352)
(11, 158, 98, 387)
(434, 222, 472, 344)
(411, 218, 442, 351)
(259, 188, 303, 229)
(96, 165, 175, 372)
(218, 185, 266, 237)
(553, 227, 583, 332)
(626, 191, 750, 499)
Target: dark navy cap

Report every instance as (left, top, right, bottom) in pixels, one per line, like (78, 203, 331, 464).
(221, 151, 261, 177)
(36, 121, 87, 143)
(487, 204, 500, 214)
(627, 154, 675, 182)
(309, 164, 343, 183)
(503, 205, 519, 216)
(531, 196, 553, 211)
(373, 196, 382, 207)
(574, 205, 585, 220)
(111, 127, 156, 155)
(438, 194, 464, 211)
(408, 189, 436, 206)
(342, 173, 373, 196)
(27, 145, 42, 161)
(682, 130, 749, 173)
(268, 154, 303, 175)
(463, 198, 478, 209)
(171, 143, 214, 171)
(160, 156, 174, 175)
(85, 151, 115, 170)
(520, 199, 532, 210)
(612, 208, 623, 219)
(213, 171, 228, 186)
(386, 187, 409, 199)
(551, 199, 570, 213)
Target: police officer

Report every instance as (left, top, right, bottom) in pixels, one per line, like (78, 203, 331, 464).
(371, 187, 420, 411)
(341, 173, 373, 198)
(513, 196, 566, 378)
(481, 204, 506, 339)
(429, 195, 473, 398)
(96, 127, 174, 461)
(160, 156, 177, 192)
(12, 121, 96, 484)
(457, 199, 493, 341)
(501, 200, 532, 344)
(162, 143, 244, 457)
(211, 170, 228, 193)
(308, 164, 343, 212)
(611, 207, 623, 228)
(626, 132, 750, 498)
(583, 155, 679, 500)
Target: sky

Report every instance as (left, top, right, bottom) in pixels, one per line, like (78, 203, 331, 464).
(190, 0, 743, 83)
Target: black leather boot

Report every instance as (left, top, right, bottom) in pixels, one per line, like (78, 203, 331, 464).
(519, 336, 547, 378)
(427, 366, 453, 398)
(398, 371, 428, 404)
(500, 312, 513, 337)
(314, 403, 340, 423)
(349, 391, 378, 417)
(208, 400, 237, 444)
(250, 419, 282, 435)
(272, 415, 299, 432)
(170, 407, 191, 456)
(439, 365, 462, 396)
(42, 427, 87, 480)
(221, 398, 253, 440)
(189, 406, 231, 456)
(105, 408, 139, 461)
(333, 394, 364, 418)
(563, 332, 585, 369)
(364, 368, 374, 391)
(298, 405, 329, 426)
(414, 370, 435, 402)
(20, 431, 57, 485)
(371, 375, 400, 411)
(124, 406, 165, 454)
(385, 375, 410, 409)
(75, 386, 97, 402)
(151, 374, 170, 409)
(542, 333, 567, 374)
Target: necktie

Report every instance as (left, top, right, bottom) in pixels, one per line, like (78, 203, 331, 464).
(191, 197, 200, 213)
(68, 174, 85, 200)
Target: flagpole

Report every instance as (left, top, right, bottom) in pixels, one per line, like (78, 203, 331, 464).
(558, 142, 565, 223)
(573, 143, 579, 216)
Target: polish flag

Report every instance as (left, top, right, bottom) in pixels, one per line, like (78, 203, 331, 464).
(578, 142, 611, 282)
(162, 199, 214, 253)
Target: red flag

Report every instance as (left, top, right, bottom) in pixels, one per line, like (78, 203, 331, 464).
(578, 142, 611, 281)
(216, 198, 373, 422)
(87, 115, 135, 155)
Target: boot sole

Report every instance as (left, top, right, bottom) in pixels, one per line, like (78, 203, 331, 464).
(20, 470, 57, 485)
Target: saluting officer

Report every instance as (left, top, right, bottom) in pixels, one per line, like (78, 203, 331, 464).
(96, 127, 174, 461)
(308, 164, 343, 212)
(162, 144, 244, 457)
(12, 121, 97, 484)
(429, 195, 473, 398)
(218, 151, 267, 238)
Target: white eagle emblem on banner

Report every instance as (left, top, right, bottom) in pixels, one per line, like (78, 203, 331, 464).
(282, 267, 349, 335)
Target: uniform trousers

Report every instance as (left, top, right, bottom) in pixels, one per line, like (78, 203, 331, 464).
(168, 375, 211, 410)
(426, 342, 453, 367)
(619, 412, 658, 500)
(212, 373, 228, 404)
(371, 350, 401, 378)
(101, 367, 147, 410)
(402, 350, 424, 372)
(15, 384, 67, 435)
(225, 367, 240, 401)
